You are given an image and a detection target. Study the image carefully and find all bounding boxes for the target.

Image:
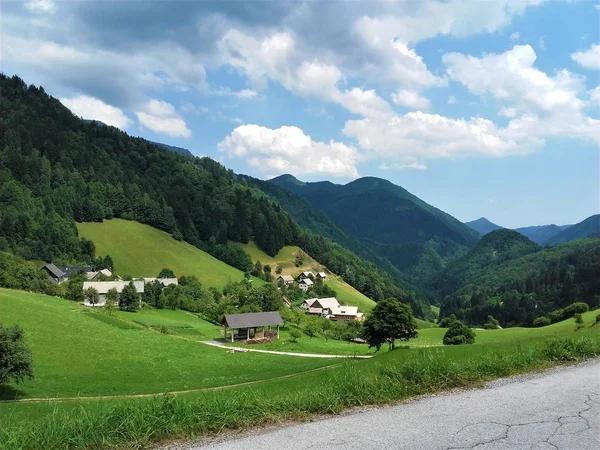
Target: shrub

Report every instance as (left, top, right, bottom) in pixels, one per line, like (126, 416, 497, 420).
(533, 316, 551, 327)
(596, 314, 600, 325)
(548, 302, 590, 323)
(574, 313, 584, 330)
(483, 315, 500, 330)
(0, 323, 34, 385)
(443, 321, 475, 345)
(289, 329, 302, 343)
(439, 314, 457, 328)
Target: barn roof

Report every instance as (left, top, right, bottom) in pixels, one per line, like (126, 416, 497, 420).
(224, 311, 284, 329)
(278, 274, 294, 282)
(42, 263, 64, 278)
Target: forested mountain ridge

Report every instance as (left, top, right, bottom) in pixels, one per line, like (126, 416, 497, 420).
(465, 217, 503, 235)
(514, 224, 572, 245)
(0, 73, 427, 316)
(439, 230, 600, 327)
(545, 214, 600, 246)
(270, 174, 480, 288)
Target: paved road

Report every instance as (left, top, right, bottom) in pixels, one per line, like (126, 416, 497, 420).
(194, 361, 600, 450)
(201, 340, 372, 359)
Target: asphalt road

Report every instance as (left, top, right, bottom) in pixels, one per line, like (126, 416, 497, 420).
(193, 361, 600, 450)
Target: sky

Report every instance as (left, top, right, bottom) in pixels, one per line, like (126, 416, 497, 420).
(1, 0, 599, 228)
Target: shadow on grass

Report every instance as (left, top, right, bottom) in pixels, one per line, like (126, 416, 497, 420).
(0, 384, 27, 401)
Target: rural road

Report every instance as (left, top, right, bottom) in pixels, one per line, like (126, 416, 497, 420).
(193, 360, 600, 450)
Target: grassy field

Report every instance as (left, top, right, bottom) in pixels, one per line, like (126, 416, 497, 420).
(229, 240, 305, 269)
(77, 219, 262, 289)
(0, 289, 336, 401)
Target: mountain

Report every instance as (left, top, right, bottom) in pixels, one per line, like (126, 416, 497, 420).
(149, 141, 194, 158)
(270, 174, 480, 288)
(545, 214, 600, 246)
(515, 224, 571, 245)
(0, 73, 426, 316)
(465, 217, 503, 235)
(439, 230, 600, 327)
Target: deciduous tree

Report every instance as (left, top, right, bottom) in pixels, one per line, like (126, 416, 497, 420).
(362, 298, 418, 351)
(0, 323, 34, 385)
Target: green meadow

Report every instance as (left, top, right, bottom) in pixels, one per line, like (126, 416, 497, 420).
(77, 219, 262, 289)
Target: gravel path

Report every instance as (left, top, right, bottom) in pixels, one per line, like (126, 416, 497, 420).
(187, 360, 600, 450)
(201, 340, 372, 359)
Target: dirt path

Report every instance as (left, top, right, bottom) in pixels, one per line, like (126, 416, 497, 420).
(201, 340, 373, 359)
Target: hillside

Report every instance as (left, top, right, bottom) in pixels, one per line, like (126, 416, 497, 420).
(465, 217, 503, 235)
(440, 236, 600, 326)
(270, 174, 480, 288)
(77, 219, 260, 288)
(545, 214, 600, 246)
(514, 224, 571, 245)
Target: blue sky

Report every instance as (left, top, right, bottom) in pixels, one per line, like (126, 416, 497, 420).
(2, 0, 599, 228)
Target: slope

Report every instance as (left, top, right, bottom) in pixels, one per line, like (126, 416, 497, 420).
(77, 219, 261, 288)
(515, 224, 571, 245)
(465, 217, 503, 235)
(545, 214, 600, 246)
(270, 174, 480, 288)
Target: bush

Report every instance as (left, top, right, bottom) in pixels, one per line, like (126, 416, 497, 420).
(0, 323, 34, 385)
(289, 329, 302, 342)
(483, 315, 500, 330)
(574, 313, 584, 330)
(443, 321, 475, 345)
(438, 314, 457, 328)
(533, 316, 551, 327)
(596, 314, 600, 325)
(548, 302, 590, 323)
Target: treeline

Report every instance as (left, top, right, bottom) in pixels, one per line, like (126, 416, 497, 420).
(439, 238, 600, 326)
(0, 74, 425, 316)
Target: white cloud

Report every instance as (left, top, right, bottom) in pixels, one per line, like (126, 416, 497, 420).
(180, 103, 209, 114)
(448, 96, 457, 104)
(499, 107, 517, 118)
(25, 0, 55, 12)
(135, 99, 191, 138)
(444, 45, 585, 114)
(380, 162, 428, 170)
(589, 86, 600, 105)
(391, 90, 430, 109)
(60, 95, 132, 129)
(336, 88, 394, 119)
(218, 125, 359, 177)
(571, 44, 600, 70)
(510, 32, 520, 42)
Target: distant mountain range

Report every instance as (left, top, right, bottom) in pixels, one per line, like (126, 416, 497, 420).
(465, 215, 598, 246)
(269, 174, 479, 288)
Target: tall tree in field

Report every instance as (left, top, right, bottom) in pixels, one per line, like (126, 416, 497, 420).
(84, 287, 99, 306)
(118, 281, 140, 311)
(363, 298, 418, 351)
(0, 323, 34, 385)
(157, 268, 175, 278)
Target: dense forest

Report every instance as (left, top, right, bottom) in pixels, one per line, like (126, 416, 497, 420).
(439, 230, 600, 326)
(0, 74, 426, 316)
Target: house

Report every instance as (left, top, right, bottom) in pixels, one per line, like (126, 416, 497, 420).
(301, 297, 341, 316)
(316, 272, 327, 280)
(82, 281, 144, 306)
(86, 268, 113, 281)
(143, 278, 178, 287)
(277, 274, 294, 286)
(222, 311, 284, 342)
(298, 278, 313, 291)
(41, 263, 66, 283)
(328, 306, 364, 322)
(60, 265, 93, 279)
(298, 271, 315, 281)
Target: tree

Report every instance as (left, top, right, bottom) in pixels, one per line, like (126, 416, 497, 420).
(0, 323, 34, 385)
(533, 316, 551, 327)
(157, 268, 175, 278)
(483, 315, 500, 330)
(65, 277, 84, 302)
(276, 264, 283, 275)
(251, 261, 263, 278)
(263, 264, 272, 282)
(303, 321, 320, 339)
(574, 313, 584, 330)
(362, 298, 418, 351)
(443, 321, 475, 345)
(119, 281, 140, 311)
(289, 328, 302, 343)
(439, 314, 457, 328)
(105, 297, 117, 315)
(84, 287, 99, 307)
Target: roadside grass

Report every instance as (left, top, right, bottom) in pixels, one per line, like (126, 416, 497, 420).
(0, 289, 336, 400)
(77, 219, 263, 289)
(1, 330, 599, 450)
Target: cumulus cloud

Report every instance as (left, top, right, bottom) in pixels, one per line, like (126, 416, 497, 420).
(392, 90, 430, 109)
(25, 0, 55, 12)
(499, 107, 517, 118)
(135, 99, 191, 138)
(589, 86, 600, 105)
(218, 125, 360, 177)
(60, 95, 132, 129)
(571, 44, 600, 70)
(380, 162, 428, 170)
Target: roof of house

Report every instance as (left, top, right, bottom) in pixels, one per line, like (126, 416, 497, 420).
(223, 311, 284, 329)
(314, 297, 340, 310)
(299, 278, 313, 286)
(143, 278, 178, 286)
(59, 265, 93, 277)
(302, 298, 319, 307)
(317, 272, 327, 277)
(300, 271, 314, 277)
(100, 268, 112, 277)
(329, 306, 360, 316)
(83, 281, 144, 294)
(278, 274, 294, 282)
(42, 263, 64, 279)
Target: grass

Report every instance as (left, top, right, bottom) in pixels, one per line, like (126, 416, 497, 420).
(229, 240, 304, 269)
(77, 219, 262, 289)
(2, 328, 599, 449)
(0, 289, 336, 401)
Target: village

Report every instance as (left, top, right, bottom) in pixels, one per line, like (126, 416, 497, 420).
(39, 263, 365, 344)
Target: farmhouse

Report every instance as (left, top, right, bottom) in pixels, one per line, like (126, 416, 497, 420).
(298, 271, 315, 281)
(82, 280, 144, 306)
(143, 278, 178, 286)
(329, 306, 364, 322)
(41, 264, 94, 283)
(300, 297, 364, 321)
(223, 311, 284, 342)
(298, 278, 313, 291)
(86, 268, 113, 280)
(277, 274, 294, 286)
(316, 271, 327, 280)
